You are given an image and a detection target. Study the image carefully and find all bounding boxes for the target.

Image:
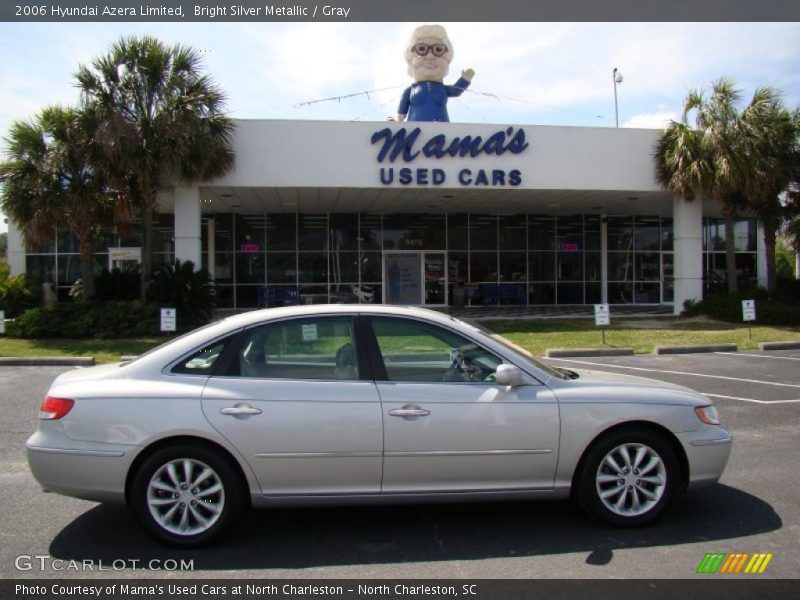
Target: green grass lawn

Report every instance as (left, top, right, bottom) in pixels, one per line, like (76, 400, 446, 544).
(481, 317, 800, 356)
(0, 337, 163, 364)
(0, 317, 798, 363)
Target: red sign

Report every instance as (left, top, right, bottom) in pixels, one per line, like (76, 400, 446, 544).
(240, 243, 261, 253)
(559, 243, 580, 252)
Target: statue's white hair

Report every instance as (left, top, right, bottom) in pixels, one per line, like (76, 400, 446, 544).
(404, 24, 454, 76)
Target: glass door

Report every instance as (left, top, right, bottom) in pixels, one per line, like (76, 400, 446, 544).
(384, 252, 423, 305)
(423, 252, 447, 306)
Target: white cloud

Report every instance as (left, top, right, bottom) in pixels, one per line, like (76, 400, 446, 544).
(623, 111, 677, 129)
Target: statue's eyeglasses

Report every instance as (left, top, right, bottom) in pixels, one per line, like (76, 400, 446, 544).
(412, 43, 448, 57)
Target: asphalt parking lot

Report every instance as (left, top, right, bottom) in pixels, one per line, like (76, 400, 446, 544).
(0, 351, 798, 580)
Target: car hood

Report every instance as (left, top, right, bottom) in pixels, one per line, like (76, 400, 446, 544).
(551, 368, 709, 406)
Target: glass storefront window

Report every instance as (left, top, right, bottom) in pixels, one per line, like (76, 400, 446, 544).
(608, 252, 633, 281)
(557, 283, 584, 304)
(469, 252, 497, 282)
(528, 215, 555, 251)
(634, 216, 660, 251)
(660, 218, 674, 251)
(360, 252, 383, 282)
(556, 216, 583, 249)
(585, 216, 601, 252)
(214, 214, 234, 252)
(330, 251, 359, 284)
(469, 214, 497, 251)
(448, 252, 468, 284)
(235, 253, 265, 284)
(557, 252, 583, 281)
(448, 214, 468, 250)
(360, 214, 382, 250)
(499, 252, 526, 282)
(298, 253, 329, 283)
(499, 214, 526, 250)
(236, 214, 266, 250)
(25, 255, 55, 283)
(383, 214, 445, 250)
(528, 252, 555, 281)
(529, 282, 555, 304)
(214, 253, 234, 283)
(298, 214, 328, 252)
(266, 214, 296, 251)
(636, 253, 661, 281)
(329, 214, 359, 251)
(607, 216, 633, 251)
(267, 252, 296, 283)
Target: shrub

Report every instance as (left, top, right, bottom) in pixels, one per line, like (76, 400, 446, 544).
(684, 290, 800, 326)
(146, 260, 215, 328)
(0, 267, 40, 318)
(7, 301, 160, 338)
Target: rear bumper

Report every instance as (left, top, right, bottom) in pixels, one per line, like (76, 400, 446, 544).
(26, 429, 136, 504)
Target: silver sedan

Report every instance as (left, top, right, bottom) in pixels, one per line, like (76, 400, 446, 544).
(27, 305, 731, 546)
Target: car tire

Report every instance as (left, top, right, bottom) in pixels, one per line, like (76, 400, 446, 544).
(576, 427, 679, 527)
(131, 444, 244, 547)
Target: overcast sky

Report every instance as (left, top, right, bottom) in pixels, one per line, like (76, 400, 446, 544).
(2, 21, 799, 233)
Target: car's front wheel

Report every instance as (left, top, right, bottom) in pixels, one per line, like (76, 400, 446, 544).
(131, 444, 244, 546)
(576, 428, 678, 526)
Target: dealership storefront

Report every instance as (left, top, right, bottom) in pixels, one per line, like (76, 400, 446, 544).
(6, 120, 765, 315)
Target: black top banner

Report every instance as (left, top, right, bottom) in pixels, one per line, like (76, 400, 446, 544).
(2, 0, 800, 22)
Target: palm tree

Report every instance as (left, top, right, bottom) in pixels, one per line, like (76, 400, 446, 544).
(75, 36, 235, 299)
(738, 92, 800, 292)
(657, 78, 757, 295)
(0, 106, 112, 300)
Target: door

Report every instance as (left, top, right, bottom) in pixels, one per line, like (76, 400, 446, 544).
(423, 252, 447, 306)
(384, 251, 448, 306)
(365, 316, 560, 493)
(384, 251, 423, 305)
(201, 315, 383, 496)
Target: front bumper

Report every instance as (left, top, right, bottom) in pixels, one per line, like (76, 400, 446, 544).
(677, 426, 733, 490)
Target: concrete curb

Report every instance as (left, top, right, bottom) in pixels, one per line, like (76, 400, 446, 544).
(759, 341, 800, 351)
(545, 347, 635, 358)
(654, 344, 737, 355)
(0, 356, 95, 366)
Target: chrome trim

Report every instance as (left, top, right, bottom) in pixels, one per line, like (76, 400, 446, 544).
(254, 451, 382, 458)
(385, 449, 554, 457)
(27, 446, 125, 458)
(690, 436, 733, 447)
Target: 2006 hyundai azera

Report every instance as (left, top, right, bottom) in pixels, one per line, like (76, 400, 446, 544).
(27, 305, 732, 545)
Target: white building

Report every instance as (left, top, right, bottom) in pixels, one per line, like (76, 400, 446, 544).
(7, 119, 765, 314)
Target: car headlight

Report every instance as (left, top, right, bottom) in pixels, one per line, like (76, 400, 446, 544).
(694, 404, 720, 425)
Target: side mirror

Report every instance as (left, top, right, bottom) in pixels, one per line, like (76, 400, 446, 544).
(495, 364, 525, 387)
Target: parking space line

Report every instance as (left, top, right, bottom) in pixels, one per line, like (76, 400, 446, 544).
(700, 393, 800, 405)
(547, 358, 800, 389)
(715, 352, 800, 361)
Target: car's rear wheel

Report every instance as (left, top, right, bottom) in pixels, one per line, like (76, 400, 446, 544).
(131, 444, 244, 546)
(576, 427, 678, 526)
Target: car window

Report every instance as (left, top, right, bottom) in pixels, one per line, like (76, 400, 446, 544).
(172, 340, 228, 375)
(369, 317, 502, 383)
(237, 316, 359, 380)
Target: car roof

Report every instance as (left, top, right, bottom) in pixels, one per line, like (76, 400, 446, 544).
(216, 304, 459, 329)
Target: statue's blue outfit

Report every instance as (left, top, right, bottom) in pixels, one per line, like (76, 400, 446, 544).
(398, 77, 471, 122)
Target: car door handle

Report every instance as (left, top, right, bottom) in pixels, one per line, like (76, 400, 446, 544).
(389, 405, 431, 418)
(219, 404, 262, 416)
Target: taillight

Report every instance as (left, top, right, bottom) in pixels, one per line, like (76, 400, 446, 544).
(39, 396, 75, 420)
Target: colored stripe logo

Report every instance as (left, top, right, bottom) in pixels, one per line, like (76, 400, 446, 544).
(697, 552, 773, 574)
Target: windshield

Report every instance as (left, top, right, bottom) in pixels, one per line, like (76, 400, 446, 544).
(461, 319, 568, 380)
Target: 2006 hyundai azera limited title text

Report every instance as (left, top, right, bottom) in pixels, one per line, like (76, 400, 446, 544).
(27, 305, 732, 545)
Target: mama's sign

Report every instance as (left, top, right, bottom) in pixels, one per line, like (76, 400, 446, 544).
(370, 126, 528, 187)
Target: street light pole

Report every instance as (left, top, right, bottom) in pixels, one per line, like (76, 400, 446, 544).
(613, 68, 623, 128)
